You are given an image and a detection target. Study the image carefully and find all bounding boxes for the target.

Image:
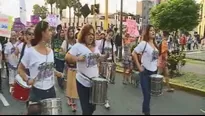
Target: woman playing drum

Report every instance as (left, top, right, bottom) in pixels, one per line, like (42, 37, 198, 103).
(17, 21, 63, 115)
(132, 25, 158, 115)
(66, 24, 101, 115)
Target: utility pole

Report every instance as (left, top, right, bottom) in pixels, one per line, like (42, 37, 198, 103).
(104, 0, 108, 30)
(119, 0, 123, 61)
(93, 0, 97, 30)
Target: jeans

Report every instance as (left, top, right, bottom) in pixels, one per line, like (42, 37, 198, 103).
(76, 80, 96, 115)
(139, 68, 157, 114)
(55, 58, 65, 89)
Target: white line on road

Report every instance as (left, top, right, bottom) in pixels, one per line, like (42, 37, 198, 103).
(0, 93, 9, 106)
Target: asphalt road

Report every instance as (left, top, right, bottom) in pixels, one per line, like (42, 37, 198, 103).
(0, 73, 204, 115)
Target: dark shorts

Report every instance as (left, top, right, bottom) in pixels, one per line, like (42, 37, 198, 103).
(29, 86, 56, 103)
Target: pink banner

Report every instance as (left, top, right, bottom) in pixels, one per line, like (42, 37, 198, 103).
(125, 19, 139, 37)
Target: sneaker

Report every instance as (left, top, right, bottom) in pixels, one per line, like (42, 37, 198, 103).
(166, 88, 174, 92)
(104, 102, 110, 109)
(67, 98, 73, 106)
(71, 104, 77, 112)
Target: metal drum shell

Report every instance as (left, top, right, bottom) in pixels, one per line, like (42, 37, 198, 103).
(40, 98, 62, 115)
(99, 62, 107, 78)
(150, 74, 163, 96)
(106, 62, 116, 82)
(89, 77, 108, 105)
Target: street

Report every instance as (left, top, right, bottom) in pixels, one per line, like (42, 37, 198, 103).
(0, 73, 204, 115)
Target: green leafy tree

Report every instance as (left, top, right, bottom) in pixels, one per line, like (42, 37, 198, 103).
(45, 0, 56, 14)
(150, 0, 200, 35)
(33, 4, 48, 19)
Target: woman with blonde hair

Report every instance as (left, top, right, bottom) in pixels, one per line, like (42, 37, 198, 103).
(63, 27, 78, 112)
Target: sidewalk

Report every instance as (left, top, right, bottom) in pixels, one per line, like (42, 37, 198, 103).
(115, 62, 205, 97)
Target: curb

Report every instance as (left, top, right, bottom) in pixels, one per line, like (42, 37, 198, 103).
(186, 57, 205, 62)
(115, 67, 205, 97)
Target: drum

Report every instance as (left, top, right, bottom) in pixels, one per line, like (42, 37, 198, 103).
(131, 70, 140, 87)
(89, 77, 108, 105)
(106, 62, 116, 83)
(12, 74, 31, 102)
(40, 98, 62, 115)
(150, 74, 164, 96)
(99, 62, 107, 78)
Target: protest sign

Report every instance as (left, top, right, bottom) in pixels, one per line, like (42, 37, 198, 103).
(12, 17, 25, 32)
(125, 19, 139, 37)
(46, 14, 58, 27)
(0, 14, 13, 38)
(31, 15, 40, 25)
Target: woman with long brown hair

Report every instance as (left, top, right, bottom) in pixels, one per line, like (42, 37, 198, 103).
(63, 27, 78, 112)
(132, 25, 158, 115)
(18, 21, 63, 115)
(66, 24, 101, 115)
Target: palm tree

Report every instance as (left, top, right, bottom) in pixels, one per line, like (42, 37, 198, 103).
(74, 0, 82, 27)
(45, 0, 56, 14)
(67, 0, 76, 25)
(56, 0, 68, 20)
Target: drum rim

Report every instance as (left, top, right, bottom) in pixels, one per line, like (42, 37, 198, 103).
(40, 98, 61, 102)
(15, 80, 31, 89)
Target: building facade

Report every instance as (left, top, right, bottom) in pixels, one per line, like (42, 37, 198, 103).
(197, 0, 205, 37)
(136, 0, 154, 30)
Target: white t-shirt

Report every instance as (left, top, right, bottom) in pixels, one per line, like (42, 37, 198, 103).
(4, 42, 19, 68)
(95, 40, 102, 49)
(99, 40, 116, 60)
(17, 42, 31, 54)
(69, 43, 101, 87)
(61, 40, 74, 52)
(21, 47, 55, 90)
(134, 41, 158, 72)
(0, 43, 2, 68)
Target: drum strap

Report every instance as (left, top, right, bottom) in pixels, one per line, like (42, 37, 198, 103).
(17, 43, 27, 67)
(80, 72, 93, 82)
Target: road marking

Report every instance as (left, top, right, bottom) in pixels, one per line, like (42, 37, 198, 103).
(200, 109, 205, 114)
(0, 93, 9, 106)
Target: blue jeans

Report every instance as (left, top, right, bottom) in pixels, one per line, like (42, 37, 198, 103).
(139, 68, 157, 114)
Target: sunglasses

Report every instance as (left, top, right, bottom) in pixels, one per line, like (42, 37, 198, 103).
(27, 32, 34, 36)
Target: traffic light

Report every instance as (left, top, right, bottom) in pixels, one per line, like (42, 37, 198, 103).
(91, 4, 100, 15)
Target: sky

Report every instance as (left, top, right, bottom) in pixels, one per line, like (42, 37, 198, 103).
(0, 0, 200, 21)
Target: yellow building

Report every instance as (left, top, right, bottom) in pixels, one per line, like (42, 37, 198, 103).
(198, 0, 205, 37)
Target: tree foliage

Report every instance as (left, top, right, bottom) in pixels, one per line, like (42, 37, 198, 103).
(150, 0, 200, 32)
(45, 0, 56, 14)
(33, 4, 48, 19)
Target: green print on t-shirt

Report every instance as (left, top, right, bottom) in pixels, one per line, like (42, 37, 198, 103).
(53, 38, 64, 60)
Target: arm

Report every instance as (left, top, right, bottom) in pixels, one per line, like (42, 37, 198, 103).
(65, 52, 79, 63)
(131, 41, 145, 72)
(17, 63, 29, 82)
